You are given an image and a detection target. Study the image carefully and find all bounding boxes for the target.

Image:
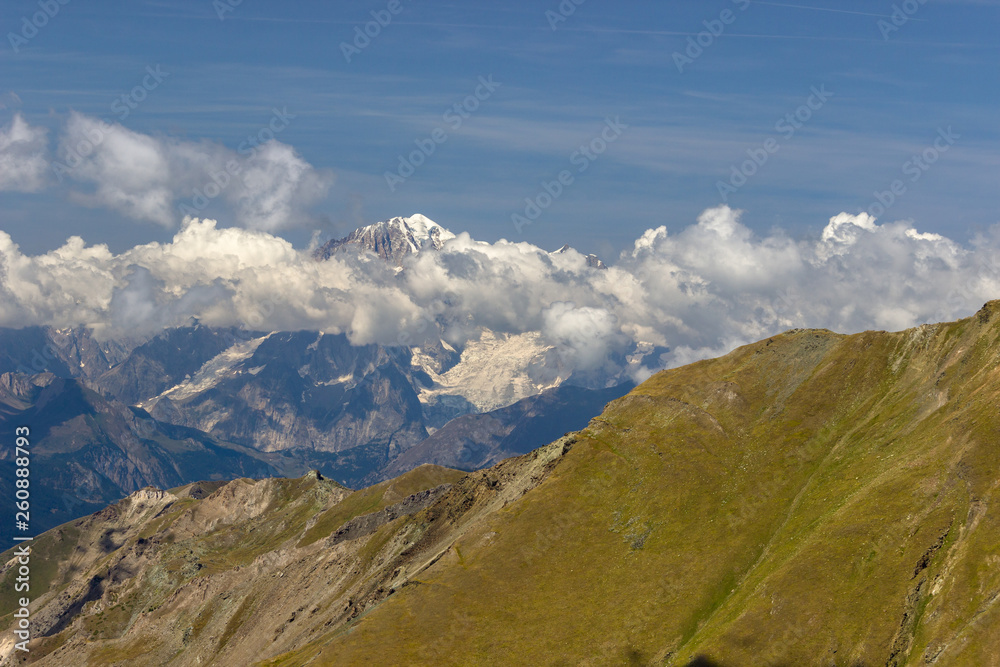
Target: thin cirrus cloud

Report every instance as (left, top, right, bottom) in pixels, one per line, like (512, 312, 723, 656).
(4, 112, 334, 232)
(1, 206, 997, 381)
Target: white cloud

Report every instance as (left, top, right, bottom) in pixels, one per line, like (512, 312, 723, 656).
(542, 302, 626, 373)
(235, 141, 333, 231)
(821, 211, 877, 245)
(55, 113, 334, 230)
(0, 113, 49, 192)
(1, 208, 998, 379)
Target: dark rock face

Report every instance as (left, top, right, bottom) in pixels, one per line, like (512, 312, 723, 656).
(92, 326, 256, 405)
(328, 483, 454, 545)
(0, 326, 126, 380)
(0, 372, 278, 546)
(145, 331, 429, 458)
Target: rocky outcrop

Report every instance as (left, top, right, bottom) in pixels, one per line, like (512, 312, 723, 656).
(328, 483, 454, 545)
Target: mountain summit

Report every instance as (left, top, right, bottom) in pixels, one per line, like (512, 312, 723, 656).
(315, 214, 456, 265)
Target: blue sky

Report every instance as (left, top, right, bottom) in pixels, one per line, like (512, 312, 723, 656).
(0, 0, 997, 257)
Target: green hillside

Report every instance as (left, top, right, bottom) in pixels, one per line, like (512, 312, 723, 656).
(274, 304, 1000, 666)
(6, 304, 1000, 666)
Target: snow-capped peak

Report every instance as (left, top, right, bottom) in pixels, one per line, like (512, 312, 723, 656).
(398, 214, 456, 249)
(314, 214, 456, 265)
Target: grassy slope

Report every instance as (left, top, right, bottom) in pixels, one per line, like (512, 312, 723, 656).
(0, 465, 467, 666)
(276, 305, 1000, 666)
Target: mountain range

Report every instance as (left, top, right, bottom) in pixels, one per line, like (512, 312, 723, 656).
(5, 302, 1000, 664)
(0, 215, 636, 544)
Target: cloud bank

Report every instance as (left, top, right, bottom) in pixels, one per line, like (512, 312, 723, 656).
(1, 207, 998, 379)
